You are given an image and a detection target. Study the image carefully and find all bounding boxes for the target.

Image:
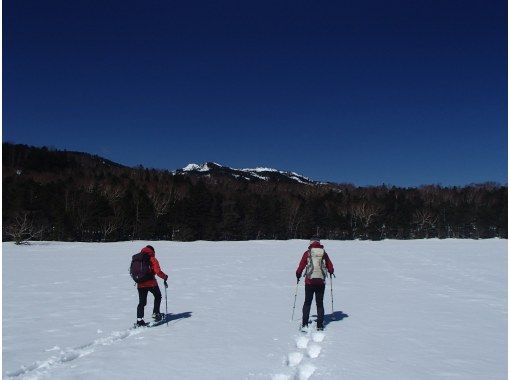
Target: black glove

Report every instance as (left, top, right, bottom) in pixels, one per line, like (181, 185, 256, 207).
(296, 273, 301, 282)
(164, 280, 168, 288)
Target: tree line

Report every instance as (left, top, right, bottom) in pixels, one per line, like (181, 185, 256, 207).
(3, 143, 507, 243)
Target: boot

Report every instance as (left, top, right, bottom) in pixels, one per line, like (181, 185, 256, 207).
(152, 312, 164, 322)
(136, 319, 149, 327)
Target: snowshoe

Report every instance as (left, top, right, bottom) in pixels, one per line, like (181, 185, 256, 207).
(152, 312, 165, 322)
(135, 319, 149, 328)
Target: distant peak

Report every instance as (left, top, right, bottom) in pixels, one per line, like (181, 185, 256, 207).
(182, 163, 206, 172)
(181, 162, 224, 172)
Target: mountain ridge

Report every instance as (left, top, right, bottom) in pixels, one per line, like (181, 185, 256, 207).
(3, 143, 337, 188)
(175, 161, 316, 185)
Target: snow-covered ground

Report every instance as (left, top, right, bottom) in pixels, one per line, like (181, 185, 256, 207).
(3, 239, 507, 379)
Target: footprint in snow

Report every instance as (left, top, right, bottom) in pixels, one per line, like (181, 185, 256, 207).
(297, 363, 316, 380)
(311, 331, 325, 343)
(307, 344, 322, 359)
(287, 352, 304, 367)
(295, 336, 309, 349)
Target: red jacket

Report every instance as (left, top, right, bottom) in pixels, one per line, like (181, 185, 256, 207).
(296, 241, 334, 285)
(137, 246, 168, 288)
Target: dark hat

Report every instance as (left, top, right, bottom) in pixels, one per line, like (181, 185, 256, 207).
(309, 240, 324, 249)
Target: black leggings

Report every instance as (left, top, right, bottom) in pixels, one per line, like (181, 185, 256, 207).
(137, 286, 162, 318)
(302, 284, 325, 327)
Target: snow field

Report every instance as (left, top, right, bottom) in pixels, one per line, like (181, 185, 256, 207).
(3, 239, 507, 379)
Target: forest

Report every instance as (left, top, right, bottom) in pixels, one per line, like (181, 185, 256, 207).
(3, 143, 507, 243)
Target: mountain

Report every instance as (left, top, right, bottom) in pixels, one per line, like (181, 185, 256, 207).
(2, 143, 322, 187)
(176, 162, 316, 185)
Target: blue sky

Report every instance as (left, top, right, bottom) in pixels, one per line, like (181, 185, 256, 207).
(3, 0, 507, 186)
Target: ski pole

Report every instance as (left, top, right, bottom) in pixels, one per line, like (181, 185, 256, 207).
(165, 283, 168, 327)
(291, 278, 300, 321)
(330, 273, 335, 318)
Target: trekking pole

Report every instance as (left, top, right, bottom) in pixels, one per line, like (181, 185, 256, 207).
(165, 283, 168, 327)
(330, 273, 335, 318)
(291, 278, 300, 321)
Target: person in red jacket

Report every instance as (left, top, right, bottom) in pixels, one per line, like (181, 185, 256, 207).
(136, 245, 168, 327)
(296, 238, 334, 331)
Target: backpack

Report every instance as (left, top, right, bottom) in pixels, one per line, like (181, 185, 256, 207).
(129, 253, 154, 283)
(304, 248, 327, 280)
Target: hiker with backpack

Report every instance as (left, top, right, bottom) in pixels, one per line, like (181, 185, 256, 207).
(296, 238, 334, 331)
(130, 245, 168, 327)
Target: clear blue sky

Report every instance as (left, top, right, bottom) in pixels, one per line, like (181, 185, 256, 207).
(4, 0, 507, 186)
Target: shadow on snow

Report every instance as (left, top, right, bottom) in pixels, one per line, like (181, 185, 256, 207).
(312, 311, 349, 326)
(151, 311, 193, 327)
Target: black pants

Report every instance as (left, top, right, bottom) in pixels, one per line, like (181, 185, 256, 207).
(137, 286, 162, 319)
(302, 284, 325, 327)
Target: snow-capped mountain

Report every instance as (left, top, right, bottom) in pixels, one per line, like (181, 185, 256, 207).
(175, 162, 316, 185)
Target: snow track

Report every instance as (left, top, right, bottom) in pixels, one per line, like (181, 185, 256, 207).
(306, 343, 321, 358)
(272, 326, 326, 380)
(6, 328, 144, 379)
(287, 352, 304, 367)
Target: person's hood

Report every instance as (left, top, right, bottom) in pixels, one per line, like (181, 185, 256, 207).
(141, 246, 155, 256)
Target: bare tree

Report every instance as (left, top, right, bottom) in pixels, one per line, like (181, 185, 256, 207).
(147, 189, 173, 218)
(412, 209, 438, 238)
(100, 217, 119, 241)
(287, 198, 302, 238)
(4, 212, 44, 245)
(352, 202, 379, 237)
(101, 184, 124, 203)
